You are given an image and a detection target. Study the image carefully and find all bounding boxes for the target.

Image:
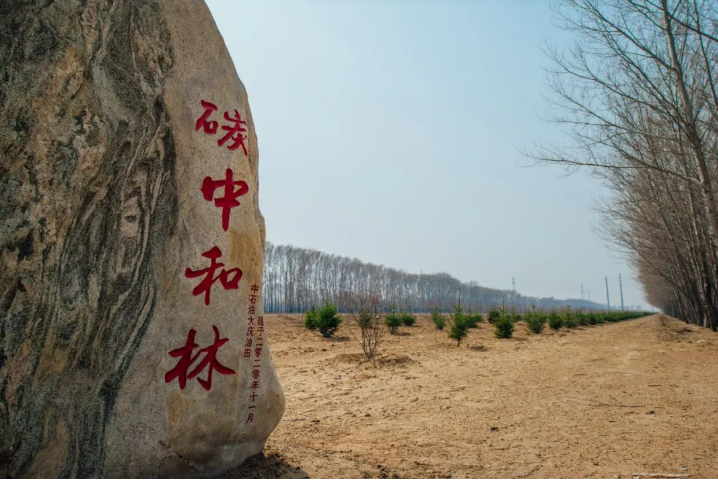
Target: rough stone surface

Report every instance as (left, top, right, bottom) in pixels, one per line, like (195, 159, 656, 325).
(0, 1, 284, 477)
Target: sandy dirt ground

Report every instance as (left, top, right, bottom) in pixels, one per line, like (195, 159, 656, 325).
(225, 314, 718, 478)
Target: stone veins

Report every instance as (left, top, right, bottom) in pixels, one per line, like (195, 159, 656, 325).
(0, 1, 284, 477)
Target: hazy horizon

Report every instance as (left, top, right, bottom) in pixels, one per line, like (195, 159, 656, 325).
(206, 0, 649, 310)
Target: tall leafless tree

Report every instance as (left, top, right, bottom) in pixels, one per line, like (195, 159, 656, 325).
(263, 242, 603, 314)
(532, 0, 718, 329)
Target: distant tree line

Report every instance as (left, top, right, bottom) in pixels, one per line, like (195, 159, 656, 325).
(263, 242, 603, 313)
(535, 0, 718, 330)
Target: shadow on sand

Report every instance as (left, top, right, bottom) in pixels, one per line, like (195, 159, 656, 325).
(218, 453, 308, 479)
(327, 335, 352, 342)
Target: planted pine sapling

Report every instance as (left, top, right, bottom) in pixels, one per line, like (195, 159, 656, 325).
(385, 306, 402, 334)
(494, 313, 515, 338)
(431, 307, 446, 330)
(304, 305, 318, 330)
(448, 302, 470, 346)
(316, 302, 342, 338)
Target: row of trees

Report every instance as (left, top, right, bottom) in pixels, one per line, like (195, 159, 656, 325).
(263, 241, 603, 313)
(535, 0, 718, 330)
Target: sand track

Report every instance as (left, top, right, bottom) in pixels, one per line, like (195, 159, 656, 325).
(224, 314, 718, 478)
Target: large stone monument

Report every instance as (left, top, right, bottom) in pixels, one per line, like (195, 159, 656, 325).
(0, 1, 285, 476)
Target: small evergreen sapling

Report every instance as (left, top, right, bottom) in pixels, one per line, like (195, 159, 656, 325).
(400, 311, 417, 326)
(385, 306, 402, 334)
(524, 311, 547, 334)
(304, 305, 318, 330)
(494, 313, 515, 338)
(316, 302, 342, 338)
(448, 302, 470, 346)
(431, 307, 446, 330)
(548, 311, 563, 330)
(465, 311, 482, 328)
(488, 309, 502, 324)
(562, 309, 578, 329)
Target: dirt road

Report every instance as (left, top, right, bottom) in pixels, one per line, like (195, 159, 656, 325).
(226, 314, 718, 478)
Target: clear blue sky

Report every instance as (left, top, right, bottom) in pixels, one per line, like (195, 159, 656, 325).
(206, 0, 648, 309)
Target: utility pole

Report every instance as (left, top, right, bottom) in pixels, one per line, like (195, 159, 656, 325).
(581, 285, 584, 300)
(605, 276, 611, 310)
(512, 277, 516, 293)
(619, 274, 625, 311)
(588, 289, 591, 302)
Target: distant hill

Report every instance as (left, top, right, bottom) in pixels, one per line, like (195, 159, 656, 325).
(534, 297, 607, 310)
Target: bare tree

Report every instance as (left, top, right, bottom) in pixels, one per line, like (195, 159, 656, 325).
(531, 0, 718, 328)
(341, 291, 384, 360)
(262, 242, 585, 315)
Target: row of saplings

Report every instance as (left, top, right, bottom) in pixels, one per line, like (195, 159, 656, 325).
(430, 306, 650, 346)
(303, 302, 650, 346)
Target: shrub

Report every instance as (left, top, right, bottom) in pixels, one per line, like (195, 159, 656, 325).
(562, 309, 578, 328)
(304, 306, 318, 330)
(465, 312, 483, 328)
(357, 310, 372, 329)
(356, 309, 381, 360)
(448, 302, 470, 346)
(575, 311, 589, 326)
(494, 314, 515, 338)
(316, 303, 342, 338)
(524, 311, 546, 334)
(431, 307, 446, 330)
(487, 309, 502, 324)
(511, 311, 522, 322)
(548, 312, 563, 330)
(400, 311, 417, 326)
(343, 291, 384, 360)
(385, 307, 402, 334)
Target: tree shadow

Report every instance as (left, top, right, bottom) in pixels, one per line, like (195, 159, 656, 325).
(218, 453, 309, 479)
(327, 335, 351, 342)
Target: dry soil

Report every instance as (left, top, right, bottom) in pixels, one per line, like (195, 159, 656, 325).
(225, 314, 718, 479)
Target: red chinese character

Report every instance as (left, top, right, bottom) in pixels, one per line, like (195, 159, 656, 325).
(165, 326, 237, 391)
(218, 109, 248, 155)
(244, 348, 251, 358)
(195, 100, 219, 134)
(185, 246, 242, 305)
(246, 413, 254, 424)
(201, 168, 249, 232)
(245, 337, 253, 348)
(252, 369, 261, 379)
(251, 380, 260, 390)
(250, 391, 258, 401)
